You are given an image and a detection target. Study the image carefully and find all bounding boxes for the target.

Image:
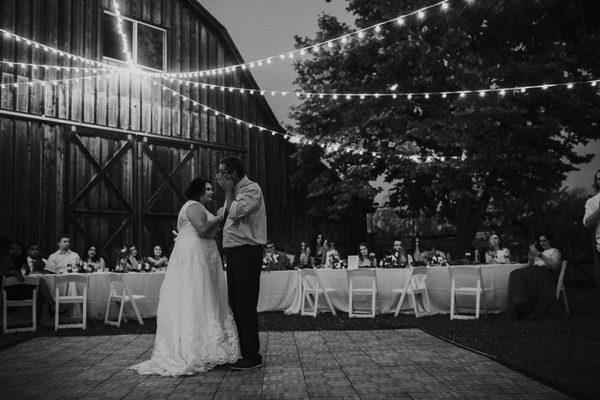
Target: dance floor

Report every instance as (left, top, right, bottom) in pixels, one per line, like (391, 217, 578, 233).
(0, 330, 571, 400)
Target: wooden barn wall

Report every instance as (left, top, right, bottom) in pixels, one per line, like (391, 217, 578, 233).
(0, 0, 323, 260)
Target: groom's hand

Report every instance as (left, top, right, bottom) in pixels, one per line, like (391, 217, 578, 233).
(216, 173, 234, 193)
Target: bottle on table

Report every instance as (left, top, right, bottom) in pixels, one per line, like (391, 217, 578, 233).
(413, 237, 422, 262)
(474, 248, 480, 264)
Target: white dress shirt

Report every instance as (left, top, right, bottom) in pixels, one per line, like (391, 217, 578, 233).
(219, 176, 267, 248)
(47, 250, 80, 274)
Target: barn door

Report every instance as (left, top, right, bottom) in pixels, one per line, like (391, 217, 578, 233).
(139, 138, 197, 257)
(66, 129, 135, 260)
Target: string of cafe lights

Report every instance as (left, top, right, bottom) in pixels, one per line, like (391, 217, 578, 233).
(0, 28, 116, 69)
(0, 71, 121, 90)
(0, 61, 111, 73)
(111, 0, 134, 65)
(158, 0, 469, 78)
(154, 76, 600, 100)
(150, 77, 461, 163)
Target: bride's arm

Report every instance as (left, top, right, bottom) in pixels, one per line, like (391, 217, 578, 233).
(186, 203, 222, 238)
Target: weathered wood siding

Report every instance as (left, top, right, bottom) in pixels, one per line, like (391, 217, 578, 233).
(0, 0, 318, 260)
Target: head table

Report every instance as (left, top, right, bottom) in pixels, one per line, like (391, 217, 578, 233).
(27, 263, 525, 322)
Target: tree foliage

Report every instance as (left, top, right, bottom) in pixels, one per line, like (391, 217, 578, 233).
(290, 0, 600, 249)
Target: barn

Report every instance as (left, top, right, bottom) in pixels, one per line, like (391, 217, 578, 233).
(0, 0, 333, 260)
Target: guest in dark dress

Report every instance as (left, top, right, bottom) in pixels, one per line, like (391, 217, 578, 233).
(0, 242, 54, 316)
(508, 233, 562, 318)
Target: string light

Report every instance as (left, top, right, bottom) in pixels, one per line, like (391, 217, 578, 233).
(112, 0, 134, 65)
(160, 0, 463, 78)
(0, 61, 111, 73)
(0, 28, 129, 72)
(159, 77, 599, 101)
(0, 72, 119, 90)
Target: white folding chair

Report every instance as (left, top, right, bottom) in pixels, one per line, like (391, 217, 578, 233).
(556, 260, 569, 315)
(2, 276, 39, 334)
(54, 275, 88, 330)
(448, 266, 488, 320)
(347, 269, 377, 318)
(299, 269, 337, 317)
(347, 255, 359, 270)
(392, 266, 431, 317)
(104, 273, 145, 327)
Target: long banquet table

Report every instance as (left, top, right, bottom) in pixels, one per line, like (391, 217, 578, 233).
(28, 263, 525, 321)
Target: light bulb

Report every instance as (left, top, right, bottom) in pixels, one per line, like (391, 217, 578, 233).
(375, 25, 382, 33)
(397, 17, 405, 25)
(418, 10, 425, 19)
(358, 31, 365, 39)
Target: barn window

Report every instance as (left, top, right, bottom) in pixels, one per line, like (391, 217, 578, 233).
(102, 11, 166, 72)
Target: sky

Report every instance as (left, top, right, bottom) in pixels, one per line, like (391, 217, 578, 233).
(200, 0, 600, 193)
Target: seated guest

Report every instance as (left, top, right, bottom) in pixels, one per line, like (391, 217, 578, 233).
(313, 234, 324, 267)
(0, 242, 27, 276)
(296, 241, 311, 269)
(263, 241, 292, 270)
(423, 245, 448, 266)
(0, 242, 56, 316)
(24, 243, 48, 274)
(323, 241, 341, 268)
(148, 245, 168, 270)
(485, 234, 511, 264)
(127, 245, 143, 270)
(83, 245, 106, 272)
(113, 253, 131, 272)
(393, 240, 413, 266)
(508, 232, 562, 319)
(47, 235, 80, 274)
(358, 243, 377, 267)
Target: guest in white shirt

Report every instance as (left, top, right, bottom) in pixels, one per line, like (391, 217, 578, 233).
(485, 234, 511, 264)
(147, 245, 168, 269)
(583, 169, 600, 282)
(46, 235, 81, 274)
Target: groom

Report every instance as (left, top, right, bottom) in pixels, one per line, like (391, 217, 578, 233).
(217, 156, 267, 370)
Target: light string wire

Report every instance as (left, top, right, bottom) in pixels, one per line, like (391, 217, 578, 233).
(150, 77, 459, 162)
(155, 76, 600, 100)
(0, 60, 111, 72)
(157, 0, 462, 78)
(0, 71, 121, 89)
(111, 0, 134, 65)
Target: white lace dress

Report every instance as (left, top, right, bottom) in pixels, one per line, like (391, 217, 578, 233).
(131, 200, 240, 376)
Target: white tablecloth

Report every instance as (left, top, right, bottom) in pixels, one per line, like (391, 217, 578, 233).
(28, 264, 524, 320)
(37, 272, 165, 321)
(284, 264, 526, 315)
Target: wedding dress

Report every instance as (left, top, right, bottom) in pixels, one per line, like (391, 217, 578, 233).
(131, 200, 240, 376)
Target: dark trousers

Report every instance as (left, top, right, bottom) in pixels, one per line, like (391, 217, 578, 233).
(226, 245, 263, 362)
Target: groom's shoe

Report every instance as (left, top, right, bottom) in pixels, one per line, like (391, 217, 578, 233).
(230, 358, 263, 371)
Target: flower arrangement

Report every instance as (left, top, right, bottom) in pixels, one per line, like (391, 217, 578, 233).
(262, 251, 292, 271)
(379, 252, 408, 268)
(424, 253, 449, 267)
(325, 252, 346, 269)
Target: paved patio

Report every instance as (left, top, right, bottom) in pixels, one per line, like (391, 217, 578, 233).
(0, 329, 571, 399)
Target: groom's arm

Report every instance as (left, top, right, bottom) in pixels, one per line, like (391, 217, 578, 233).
(227, 184, 262, 220)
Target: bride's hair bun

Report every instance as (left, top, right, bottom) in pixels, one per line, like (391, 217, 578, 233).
(184, 178, 209, 200)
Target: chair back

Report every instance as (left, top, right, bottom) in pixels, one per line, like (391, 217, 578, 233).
(448, 265, 483, 289)
(55, 274, 89, 292)
(410, 266, 429, 290)
(556, 260, 567, 299)
(1, 276, 39, 290)
(299, 268, 319, 290)
(106, 273, 129, 297)
(347, 255, 359, 270)
(347, 268, 377, 291)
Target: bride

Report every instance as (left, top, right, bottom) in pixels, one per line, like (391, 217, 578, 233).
(131, 178, 240, 376)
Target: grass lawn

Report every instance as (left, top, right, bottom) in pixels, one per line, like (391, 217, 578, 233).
(1, 285, 598, 399)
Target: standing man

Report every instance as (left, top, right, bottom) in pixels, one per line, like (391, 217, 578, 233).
(217, 156, 267, 370)
(583, 169, 600, 286)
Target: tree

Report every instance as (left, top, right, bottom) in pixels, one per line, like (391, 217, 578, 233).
(290, 0, 600, 251)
